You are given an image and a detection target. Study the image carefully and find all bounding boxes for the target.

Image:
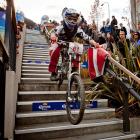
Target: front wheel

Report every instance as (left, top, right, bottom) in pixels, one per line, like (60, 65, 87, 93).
(66, 74, 85, 125)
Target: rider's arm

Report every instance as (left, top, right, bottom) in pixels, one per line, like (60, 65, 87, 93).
(50, 25, 64, 43)
(77, 28, 101, 48)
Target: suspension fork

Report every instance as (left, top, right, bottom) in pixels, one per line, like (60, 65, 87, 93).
(67, 54, 80, 96)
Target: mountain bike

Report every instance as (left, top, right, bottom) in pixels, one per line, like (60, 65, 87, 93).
(57, 40, 85, 125)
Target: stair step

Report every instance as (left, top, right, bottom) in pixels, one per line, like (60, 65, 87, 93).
(22, 63, 49, 67)
(23, 50, 49, 54)
(23, 50, 49, 53)
(15, 119, 123, 140)
(23, 55, 49, 58)
(22, 69, 50, 74)
(24, 48, 49, 52)
(26, 29, 41, 34)
(17, 99, 108, 112)
(23, 49, 49, 52)
(24, 45, 48, 49)
(18, 81, 93, 91)
(18, 91, 92, 101)
(23, 53, 49, 56)
(22, 66, 49, 70)
(22, 73, 51, 78)
(16, 108, 115, 126)
(21, 77, 50, 83)
(22, 57, 50, 61)
(24, 44, 48, 48)
(24, 41, 47, 45)
(24, 41, 48, 45)
(18, 82, 69, 91)
(51, 132, 136, 140)
(22, 59, 50, 63)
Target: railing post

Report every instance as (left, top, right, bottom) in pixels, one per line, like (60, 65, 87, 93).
(122, 89, 130, 133)
(5, 0, 16, 71)
(0, 60, 6, 140)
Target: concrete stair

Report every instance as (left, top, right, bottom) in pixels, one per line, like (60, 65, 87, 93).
(14, 29, 136, 140)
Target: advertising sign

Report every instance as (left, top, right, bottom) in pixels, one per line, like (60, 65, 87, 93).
(16, 11, 24, 23)
(0, 11, 5, 43)
(32, 100, 97, 111)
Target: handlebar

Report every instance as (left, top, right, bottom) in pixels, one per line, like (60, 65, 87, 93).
(57, 40, 71, 45)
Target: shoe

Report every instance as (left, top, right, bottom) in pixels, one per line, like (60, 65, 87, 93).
(50, 73, 59, 81)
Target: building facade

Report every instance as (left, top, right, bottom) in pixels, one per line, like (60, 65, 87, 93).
(130, 0, 140, 30)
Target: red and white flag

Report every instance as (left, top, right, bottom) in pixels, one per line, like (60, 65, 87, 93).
(88, 47, 109, 80)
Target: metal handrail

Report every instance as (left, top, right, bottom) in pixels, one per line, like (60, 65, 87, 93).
(106, 55, 140, 133)
(108, 56, 140, 85)
(5, 0, 17, 71)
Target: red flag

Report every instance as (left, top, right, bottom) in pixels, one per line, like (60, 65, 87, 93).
(88, 47, 109, 80)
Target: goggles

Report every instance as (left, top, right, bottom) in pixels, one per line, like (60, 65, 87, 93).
(66, 16, 78, 23)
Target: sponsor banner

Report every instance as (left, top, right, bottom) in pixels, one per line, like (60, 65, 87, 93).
(26, 60, 50, 64)
(86, 100, 97, 108)
(32, 102, 66, 111)
(16, 12, 24, 23)
(32, 100, 97, 111)
(0, 11, 5, 43)
(81, 61, 88, 68)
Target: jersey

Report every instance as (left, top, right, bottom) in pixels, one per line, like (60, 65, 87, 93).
(55, 23, 91, 43)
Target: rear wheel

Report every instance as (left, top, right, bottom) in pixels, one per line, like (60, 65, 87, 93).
(66, 74, 85, 125)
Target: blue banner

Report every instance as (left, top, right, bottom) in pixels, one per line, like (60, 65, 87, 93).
(0, 11, 5, 43)
(32, 100, 97, 111)
(16, 12, 24, 23)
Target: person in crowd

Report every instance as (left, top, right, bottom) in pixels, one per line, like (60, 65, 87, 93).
(106, 32, 115, 53)
(16, 25, 21, 55)
(137, 22, 140, 33)
(104, 18, 112, 35)
(88, 23, 99, 42)
(100, 21, 106, 34)
(111, 15, 118, 32)
(131, 31, 140, 48)
(97, 32, 106, 46)
(117, 30, 130, 58)
(129, 29, 135, 43)
(120, 23, 127, 36)
(112, 25, 120, 43)
(49, 7, 99, 81)
(79, 16, 89, 34)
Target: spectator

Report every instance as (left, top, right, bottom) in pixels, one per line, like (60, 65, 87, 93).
(104, 18, 112, 35)
(113, 25, 120, 43)
(100, 21, 106, 33)
(129, 29, 135, 43)
(106, 32, 115, 53)
(120, 23, 127, 35)
(16, 25, 21, 55)
(97, 32, 106, 45)
(117, 30, 130, 58)
(132, 31, 140, 48)
(111, 15, 118, 31)
(79, 16, 89, 34)
(137, 22, 140, 33)
(89, 23, 99, 42)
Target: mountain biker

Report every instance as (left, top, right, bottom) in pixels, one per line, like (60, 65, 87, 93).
(49, 7, 98, 81)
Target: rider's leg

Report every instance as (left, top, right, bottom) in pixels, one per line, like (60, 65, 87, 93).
(49, 45, 61, 80)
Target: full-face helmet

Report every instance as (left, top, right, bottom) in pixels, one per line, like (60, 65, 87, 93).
(62, 8, 81, 29)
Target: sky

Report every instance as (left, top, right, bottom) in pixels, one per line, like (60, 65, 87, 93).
(14, 0, 130, 26)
